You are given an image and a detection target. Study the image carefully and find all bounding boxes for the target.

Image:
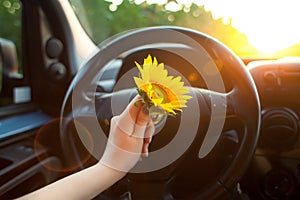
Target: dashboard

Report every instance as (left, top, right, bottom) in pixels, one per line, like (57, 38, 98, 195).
(244, 59, 300, 200)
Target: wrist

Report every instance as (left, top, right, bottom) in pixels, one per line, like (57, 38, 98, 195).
(95, 161, 127, 180)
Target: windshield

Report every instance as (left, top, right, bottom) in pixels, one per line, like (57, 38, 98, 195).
(69, 0, 300, 59)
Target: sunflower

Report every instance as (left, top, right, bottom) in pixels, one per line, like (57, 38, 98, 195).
(133, 54, 192, 115)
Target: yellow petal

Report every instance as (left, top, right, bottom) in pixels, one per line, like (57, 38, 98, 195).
(133, 54, 192, 115)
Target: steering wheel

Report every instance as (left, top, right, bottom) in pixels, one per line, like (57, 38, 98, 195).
(60, 26, 260, 199)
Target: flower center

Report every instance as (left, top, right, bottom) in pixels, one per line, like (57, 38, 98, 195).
(151, 84, 168, 103)
(141, 83, 179, 107)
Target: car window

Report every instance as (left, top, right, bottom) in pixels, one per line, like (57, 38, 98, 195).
(0, 0, 21, 67)
(0, 0, 31, 109)
(69, 0, 300, 59)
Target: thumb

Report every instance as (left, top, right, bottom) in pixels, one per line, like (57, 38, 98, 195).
(130, 105, 151, 138)
(114, 96, 144, 136)
(135, 105, 150, 126)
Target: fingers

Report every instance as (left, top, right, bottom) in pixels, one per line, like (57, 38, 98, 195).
(101, 95, 155, 172)
(142, 143, 150, 157)
(144, 120, 154, 141)
(130, 103, 151, 138)
(134, 104, 150, 126)
(142, 121, 155, 157)
(115, 95, 151, 138)
(127, 95, 143, 124)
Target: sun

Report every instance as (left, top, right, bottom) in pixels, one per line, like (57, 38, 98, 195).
(204, 0, 300, 55)
(133, 54, 192, 115)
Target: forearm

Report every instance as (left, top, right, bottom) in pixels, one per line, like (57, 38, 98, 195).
(17, 97, 152, 200)
(17, 163, 125, 200)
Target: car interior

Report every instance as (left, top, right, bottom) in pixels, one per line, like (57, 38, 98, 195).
(0, 0, 300, 199)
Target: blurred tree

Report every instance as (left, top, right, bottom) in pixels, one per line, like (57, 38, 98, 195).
(0, 0, 21, 63)
(171, 4, 259, 57)
(70, 0, 175, 43)
(70, 0, 258, 57)
(0, 0, 260, 61)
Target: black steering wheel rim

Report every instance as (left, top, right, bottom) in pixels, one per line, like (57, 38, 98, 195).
(60, 26, 261, 199)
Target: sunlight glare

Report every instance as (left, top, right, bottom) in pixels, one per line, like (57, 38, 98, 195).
(109, 4, 118, 12)
(202, 0, 300, 54)
(165, 2, 182, 12)
(146, 0, 167, 5)
(107, 0, 300, 55)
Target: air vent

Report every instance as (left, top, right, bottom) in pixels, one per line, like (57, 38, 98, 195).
(260, 107, 299, 151)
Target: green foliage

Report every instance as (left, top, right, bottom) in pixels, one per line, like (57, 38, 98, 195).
(70, 0, 175, 44)
(0, 0, 21, 60)
(2, 0, 300, 59)
(0, 0, 260, 60)
(137, 88, 154, 109)
(70, 0, 258, 57)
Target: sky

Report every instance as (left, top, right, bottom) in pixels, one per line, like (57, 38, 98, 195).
(107, 0, 300, 54)
(200, 0, 300, 54)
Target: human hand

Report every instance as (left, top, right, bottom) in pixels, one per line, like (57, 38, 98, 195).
(99, 95, 154, 172)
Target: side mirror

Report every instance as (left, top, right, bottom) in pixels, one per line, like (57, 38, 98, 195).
(0, 38, 21, 79)
(0, 38, 22, 101)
